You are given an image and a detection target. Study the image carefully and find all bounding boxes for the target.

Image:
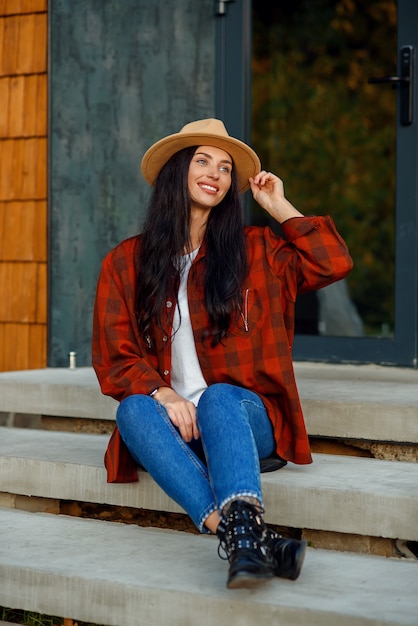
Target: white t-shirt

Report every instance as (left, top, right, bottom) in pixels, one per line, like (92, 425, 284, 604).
(171, 249, 208, 405)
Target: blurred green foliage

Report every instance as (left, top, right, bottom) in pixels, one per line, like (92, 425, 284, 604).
(251, 0, 397, 334)
(0, 606, 102, 626)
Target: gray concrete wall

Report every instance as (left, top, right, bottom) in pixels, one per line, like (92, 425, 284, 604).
(49, 0, 215, 366)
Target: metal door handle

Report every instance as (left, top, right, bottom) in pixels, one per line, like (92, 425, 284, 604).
(368, 76, 409, 84)
(368, 45, 414, 126)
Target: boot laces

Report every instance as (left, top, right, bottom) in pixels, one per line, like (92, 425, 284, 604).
(217, 507, 268, 561)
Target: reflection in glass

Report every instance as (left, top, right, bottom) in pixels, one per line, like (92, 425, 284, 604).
(251, 0, 397, 337)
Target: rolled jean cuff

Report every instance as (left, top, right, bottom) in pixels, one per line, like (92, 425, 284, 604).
(198, 503, 218, 534)
(219, 491, 264, 516)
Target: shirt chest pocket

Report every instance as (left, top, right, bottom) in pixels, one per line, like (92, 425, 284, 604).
(229, 288, 265, 338)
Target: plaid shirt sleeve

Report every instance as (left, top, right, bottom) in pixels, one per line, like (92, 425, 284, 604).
(92, 237, 166, 403)
(270, 215, 353, 298)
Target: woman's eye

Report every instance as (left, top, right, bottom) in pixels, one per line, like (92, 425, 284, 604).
(195, 158, 230, 174)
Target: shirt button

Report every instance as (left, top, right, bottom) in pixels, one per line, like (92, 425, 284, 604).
(166, 301, 173, 308)
(163, 369, 169, 376)
(162, 335, 168, 342)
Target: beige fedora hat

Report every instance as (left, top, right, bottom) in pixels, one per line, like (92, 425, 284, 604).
(141, 118, 261, 192)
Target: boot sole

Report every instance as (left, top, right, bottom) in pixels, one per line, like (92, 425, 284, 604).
(288, 540, 307, 581)
(227, 570, 275, 589)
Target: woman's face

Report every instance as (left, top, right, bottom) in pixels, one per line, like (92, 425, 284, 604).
(187, 145, 233, 212)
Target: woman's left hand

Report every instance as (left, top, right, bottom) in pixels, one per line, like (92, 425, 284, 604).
(249, 171, 303, 224)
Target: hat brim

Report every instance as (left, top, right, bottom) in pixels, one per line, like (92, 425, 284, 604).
(141, 131, 261, 193)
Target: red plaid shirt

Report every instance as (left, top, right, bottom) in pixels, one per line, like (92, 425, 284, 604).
(92, 216, 353, 482)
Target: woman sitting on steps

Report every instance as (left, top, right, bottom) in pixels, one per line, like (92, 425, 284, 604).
(92, 118, 353, 588)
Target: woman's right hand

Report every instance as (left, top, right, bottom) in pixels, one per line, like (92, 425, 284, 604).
(152, 387, 200, 442)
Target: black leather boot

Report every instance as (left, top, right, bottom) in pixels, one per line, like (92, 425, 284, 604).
(264, 528, 307, 580)
(216, 499, 276, 589)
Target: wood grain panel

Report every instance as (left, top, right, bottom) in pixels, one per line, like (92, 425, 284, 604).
(0, 323, 27, 369)
(0, 321, 46, 370)
(0, 138, 47, 200)
(36, 260, 47, 323)
(0, 200, 47, 261)
(0, 12, 46, 77)
(28, 321, 47, 367)
(34, 135, 47, 197)
(0, 0, 47, 15)
(0, 76, 8, 134)
(0, 15, 19, 76)
(0, 139, 14, 198)
(16, 12, 47, 74)
(11, 135, 25, 196)
(0, 3, 48, 371)
(34, 72, 47, 135)
(0, 261, 38, 321)
(1, 74, 47, 136)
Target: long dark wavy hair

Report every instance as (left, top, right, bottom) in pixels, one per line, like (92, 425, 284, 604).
(136, 146, 248, 346)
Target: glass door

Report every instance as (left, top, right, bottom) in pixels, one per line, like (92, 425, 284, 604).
(216, 0, 418, 367)
(252, 0, 397, 341)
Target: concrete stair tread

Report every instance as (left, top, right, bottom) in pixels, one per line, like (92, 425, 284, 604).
(0, 508, 417, 626)
(1, 363, 417, 441)
(0, 366, 118, 420)
(294, 362, 418, 441)
(1, 427, 418, 540)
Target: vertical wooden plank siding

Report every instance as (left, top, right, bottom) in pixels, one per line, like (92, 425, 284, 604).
(0, 2, 47, 371)
(0, 1, 46, 15)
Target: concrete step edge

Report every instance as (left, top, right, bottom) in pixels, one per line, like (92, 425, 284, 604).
(1, 427, 418, 541)
(1, 364, 417, 442)
(0, 508, 417, 626)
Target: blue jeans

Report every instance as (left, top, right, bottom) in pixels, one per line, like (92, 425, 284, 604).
(116, 383, 275, 533)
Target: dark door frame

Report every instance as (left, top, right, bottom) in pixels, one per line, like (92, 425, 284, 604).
(215, 0, 418, 368)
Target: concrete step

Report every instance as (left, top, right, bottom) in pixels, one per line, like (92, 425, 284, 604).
(294, 361, 418, 441)
(1, 427, 417, 542)
(1, 363, 417, 441)
(0, 366, 118, 421)
(0, 508, 417, 626)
